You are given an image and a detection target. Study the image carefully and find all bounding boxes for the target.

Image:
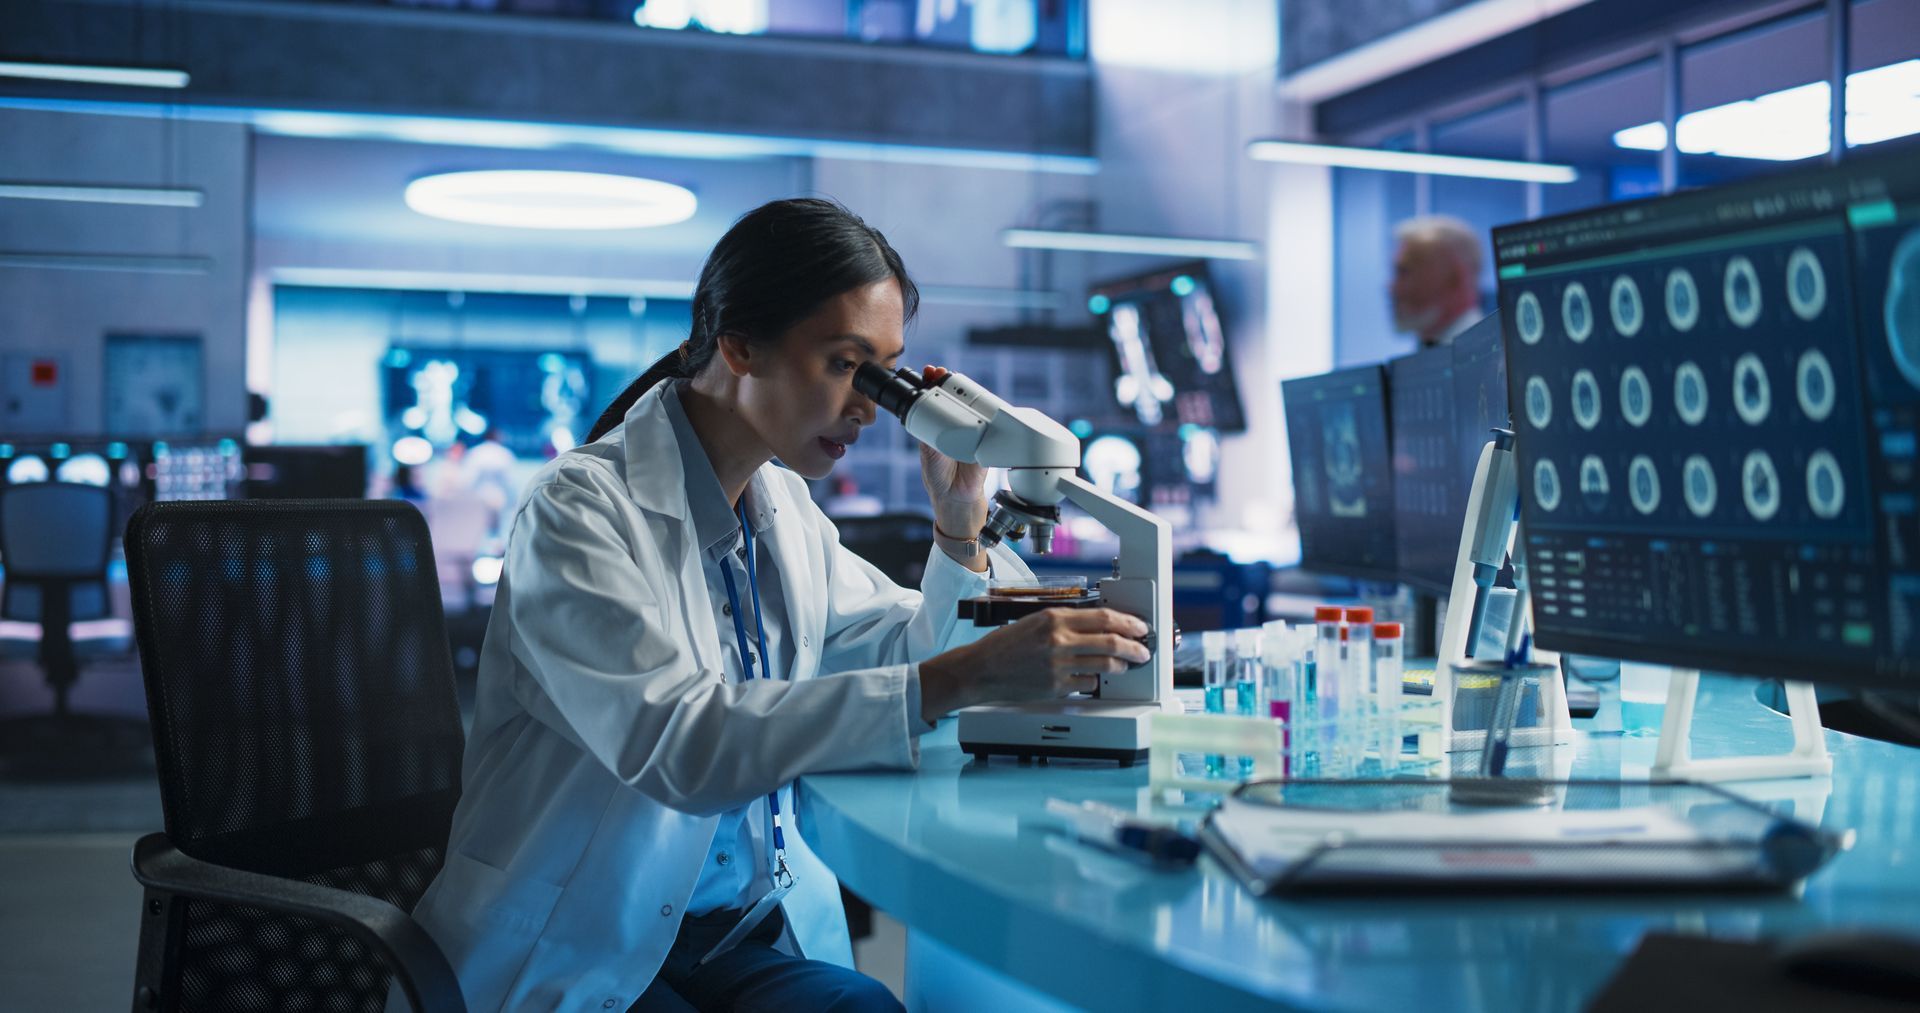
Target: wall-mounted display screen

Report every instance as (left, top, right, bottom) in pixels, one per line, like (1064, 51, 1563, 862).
(1090, 263, 1246, 433)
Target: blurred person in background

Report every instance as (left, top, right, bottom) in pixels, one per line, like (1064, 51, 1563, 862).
(1390, 215, 1485, 348)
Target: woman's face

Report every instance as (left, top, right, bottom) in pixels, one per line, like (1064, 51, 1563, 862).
(736, 278, 906, 480)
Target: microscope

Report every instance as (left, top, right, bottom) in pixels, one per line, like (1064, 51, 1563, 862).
(854, 364, 1178, 764)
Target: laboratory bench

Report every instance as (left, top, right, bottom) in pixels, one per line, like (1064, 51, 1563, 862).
(798, 675, 1920, 1011)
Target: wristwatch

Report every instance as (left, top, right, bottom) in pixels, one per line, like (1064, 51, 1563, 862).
(933, 521, 979, 559)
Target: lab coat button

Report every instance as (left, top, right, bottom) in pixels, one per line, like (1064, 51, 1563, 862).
(717, 852, 731, 866)
(603, 1001, 616, 1009)
(660, 904, 673, 917)
(722, 602, 732, 616)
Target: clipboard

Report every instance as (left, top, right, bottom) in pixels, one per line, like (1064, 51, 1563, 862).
(1200, 778, 1851, 897)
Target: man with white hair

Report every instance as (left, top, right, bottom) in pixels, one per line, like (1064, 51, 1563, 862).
(1390, 215, 1486, 348)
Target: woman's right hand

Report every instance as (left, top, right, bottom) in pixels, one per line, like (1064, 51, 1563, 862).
(917, 608, 1153, 723)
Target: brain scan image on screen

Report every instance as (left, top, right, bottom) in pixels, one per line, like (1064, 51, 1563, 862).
(1611, 276, 1644, 337)
(1107, 302, 1176, 427)
(1535, 458, 1562, 511)
(1733, 353, 1772, 425)
(1887, 228, 1920, 392)
(1797, 348, 1836, 421)
(1620, 366, 1653, 427)
(1742, 449, 1781, 521)
(1725, 255, 1762, 328)
(1629, 455, 1661, 515)
(1683, 454, 1717, 518)
(1667, 267, 1700, 331)
(1675, 362, 1709, 425)
(1517, 291, 1545, 344)
(1579, 455, 1610, 511)
(1084, 434, 1145, 502)
(1806, 449, 1845, 519)
(1787, 247, 1827, 322)
(1571, 369, 1602, 430)
(1563, 282, 1594, 342)
(1179, 286, 1227, 375)
(1525, 375, 1553, 428)
(1323, 402, 1369, 518)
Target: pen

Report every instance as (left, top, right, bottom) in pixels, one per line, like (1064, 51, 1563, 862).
(1045, 798, 1201, 866)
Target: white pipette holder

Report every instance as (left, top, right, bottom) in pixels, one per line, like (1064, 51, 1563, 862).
(1435, 432, 1573, 753)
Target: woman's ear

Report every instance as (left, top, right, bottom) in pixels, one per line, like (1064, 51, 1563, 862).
(714, 331, 754, 378)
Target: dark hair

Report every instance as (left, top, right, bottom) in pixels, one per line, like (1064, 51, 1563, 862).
(585, 198, 919, 443)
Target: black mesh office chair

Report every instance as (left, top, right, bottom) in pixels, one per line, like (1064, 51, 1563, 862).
(124, 500, 466, 1013)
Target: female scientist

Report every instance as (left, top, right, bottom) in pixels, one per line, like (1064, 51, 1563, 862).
(405, 198, 1151, 1013)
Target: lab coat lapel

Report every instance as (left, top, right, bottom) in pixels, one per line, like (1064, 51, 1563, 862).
(618, 386, 719, 671)
(752, 472, 817, 678)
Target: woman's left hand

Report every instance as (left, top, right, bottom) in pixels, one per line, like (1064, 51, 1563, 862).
(916, 366, 991, 553)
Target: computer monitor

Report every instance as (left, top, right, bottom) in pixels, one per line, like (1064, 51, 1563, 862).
(1493, 142, 1919, 690)
(243, 445, 370, 499)
(1089, 262, 1247, 433)
(1450, 311, 1510, 498)
(147, 438, 246, 502)
(1282, 365, 1398, 582)
(1388, 346, 1460, 595)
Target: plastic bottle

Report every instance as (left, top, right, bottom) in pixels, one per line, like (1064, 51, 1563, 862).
(1234, 628, 1261, 777)
(1261, 621, 1294, 777)
(1202, 631, 1228, 779)
(1343, 607, 1376, 769)
(1374, 622, 1405, 774)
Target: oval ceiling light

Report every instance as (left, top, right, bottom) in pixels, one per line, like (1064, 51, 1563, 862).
(403, 170, 697, 230)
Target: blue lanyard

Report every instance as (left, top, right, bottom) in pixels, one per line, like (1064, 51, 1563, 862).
(717, 502, 792, 888)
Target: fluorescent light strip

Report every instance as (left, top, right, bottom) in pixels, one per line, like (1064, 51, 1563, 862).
(0, 183, 204, 207)
(403, 170, 698, 230)
(1613, 59, 1920, 162)
(1002, 229, 1259, 261)
(916, 285, 1064, 310)
(0, 252, 211, 273)
(0, 61, 188, 89)
(1246, 140, 1579, 183)
(272, 267, 697, 299)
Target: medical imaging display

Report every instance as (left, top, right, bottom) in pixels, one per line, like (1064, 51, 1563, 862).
(1283, 365, 1398, 581)
(382, 346, 593, 458)
(1451, 311, 1511, 512)
(1090, 263, 1246, 432)
(1494, 144, 1920, 689)
(1389, 346, 1460, 594)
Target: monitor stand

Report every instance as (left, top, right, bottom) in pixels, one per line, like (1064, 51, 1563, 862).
(1651, 671, 1832, 782)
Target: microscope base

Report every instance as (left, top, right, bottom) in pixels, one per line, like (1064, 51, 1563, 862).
(957, 699, 1167, 766)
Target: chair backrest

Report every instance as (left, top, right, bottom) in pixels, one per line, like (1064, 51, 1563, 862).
(125, 499, 464, 1011)
(832, 512, 936, 589)
(0, 481, 113, 623)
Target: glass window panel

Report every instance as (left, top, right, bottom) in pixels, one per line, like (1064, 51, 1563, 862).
(1847, 0, 1920, 154)
(1676, 8, 1831, 188)
(1333, 133, 1416, 366)
(1430, 99, 1524, 309)
(1543, 58, 1663, 216)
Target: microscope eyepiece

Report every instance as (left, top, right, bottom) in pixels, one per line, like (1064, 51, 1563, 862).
(853, 362, 926, 422)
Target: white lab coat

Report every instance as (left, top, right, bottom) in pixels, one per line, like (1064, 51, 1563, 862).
(400, 383, 1025, 1012)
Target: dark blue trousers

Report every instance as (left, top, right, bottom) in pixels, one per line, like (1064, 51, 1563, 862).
(629, 906, 902, 1013)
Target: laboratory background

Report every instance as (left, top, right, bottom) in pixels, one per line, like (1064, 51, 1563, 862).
(2, 0, 1919, 1009)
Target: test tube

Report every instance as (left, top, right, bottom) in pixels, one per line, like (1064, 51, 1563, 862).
(1261, 621, 1294, 777)
(1202, 631, 1228, 779)
(1314, 607, 1344, 775)
(1234, 628, 1261, 777)
(1343, 607, 1375, 770)
(1374, 621, 1404, 774)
